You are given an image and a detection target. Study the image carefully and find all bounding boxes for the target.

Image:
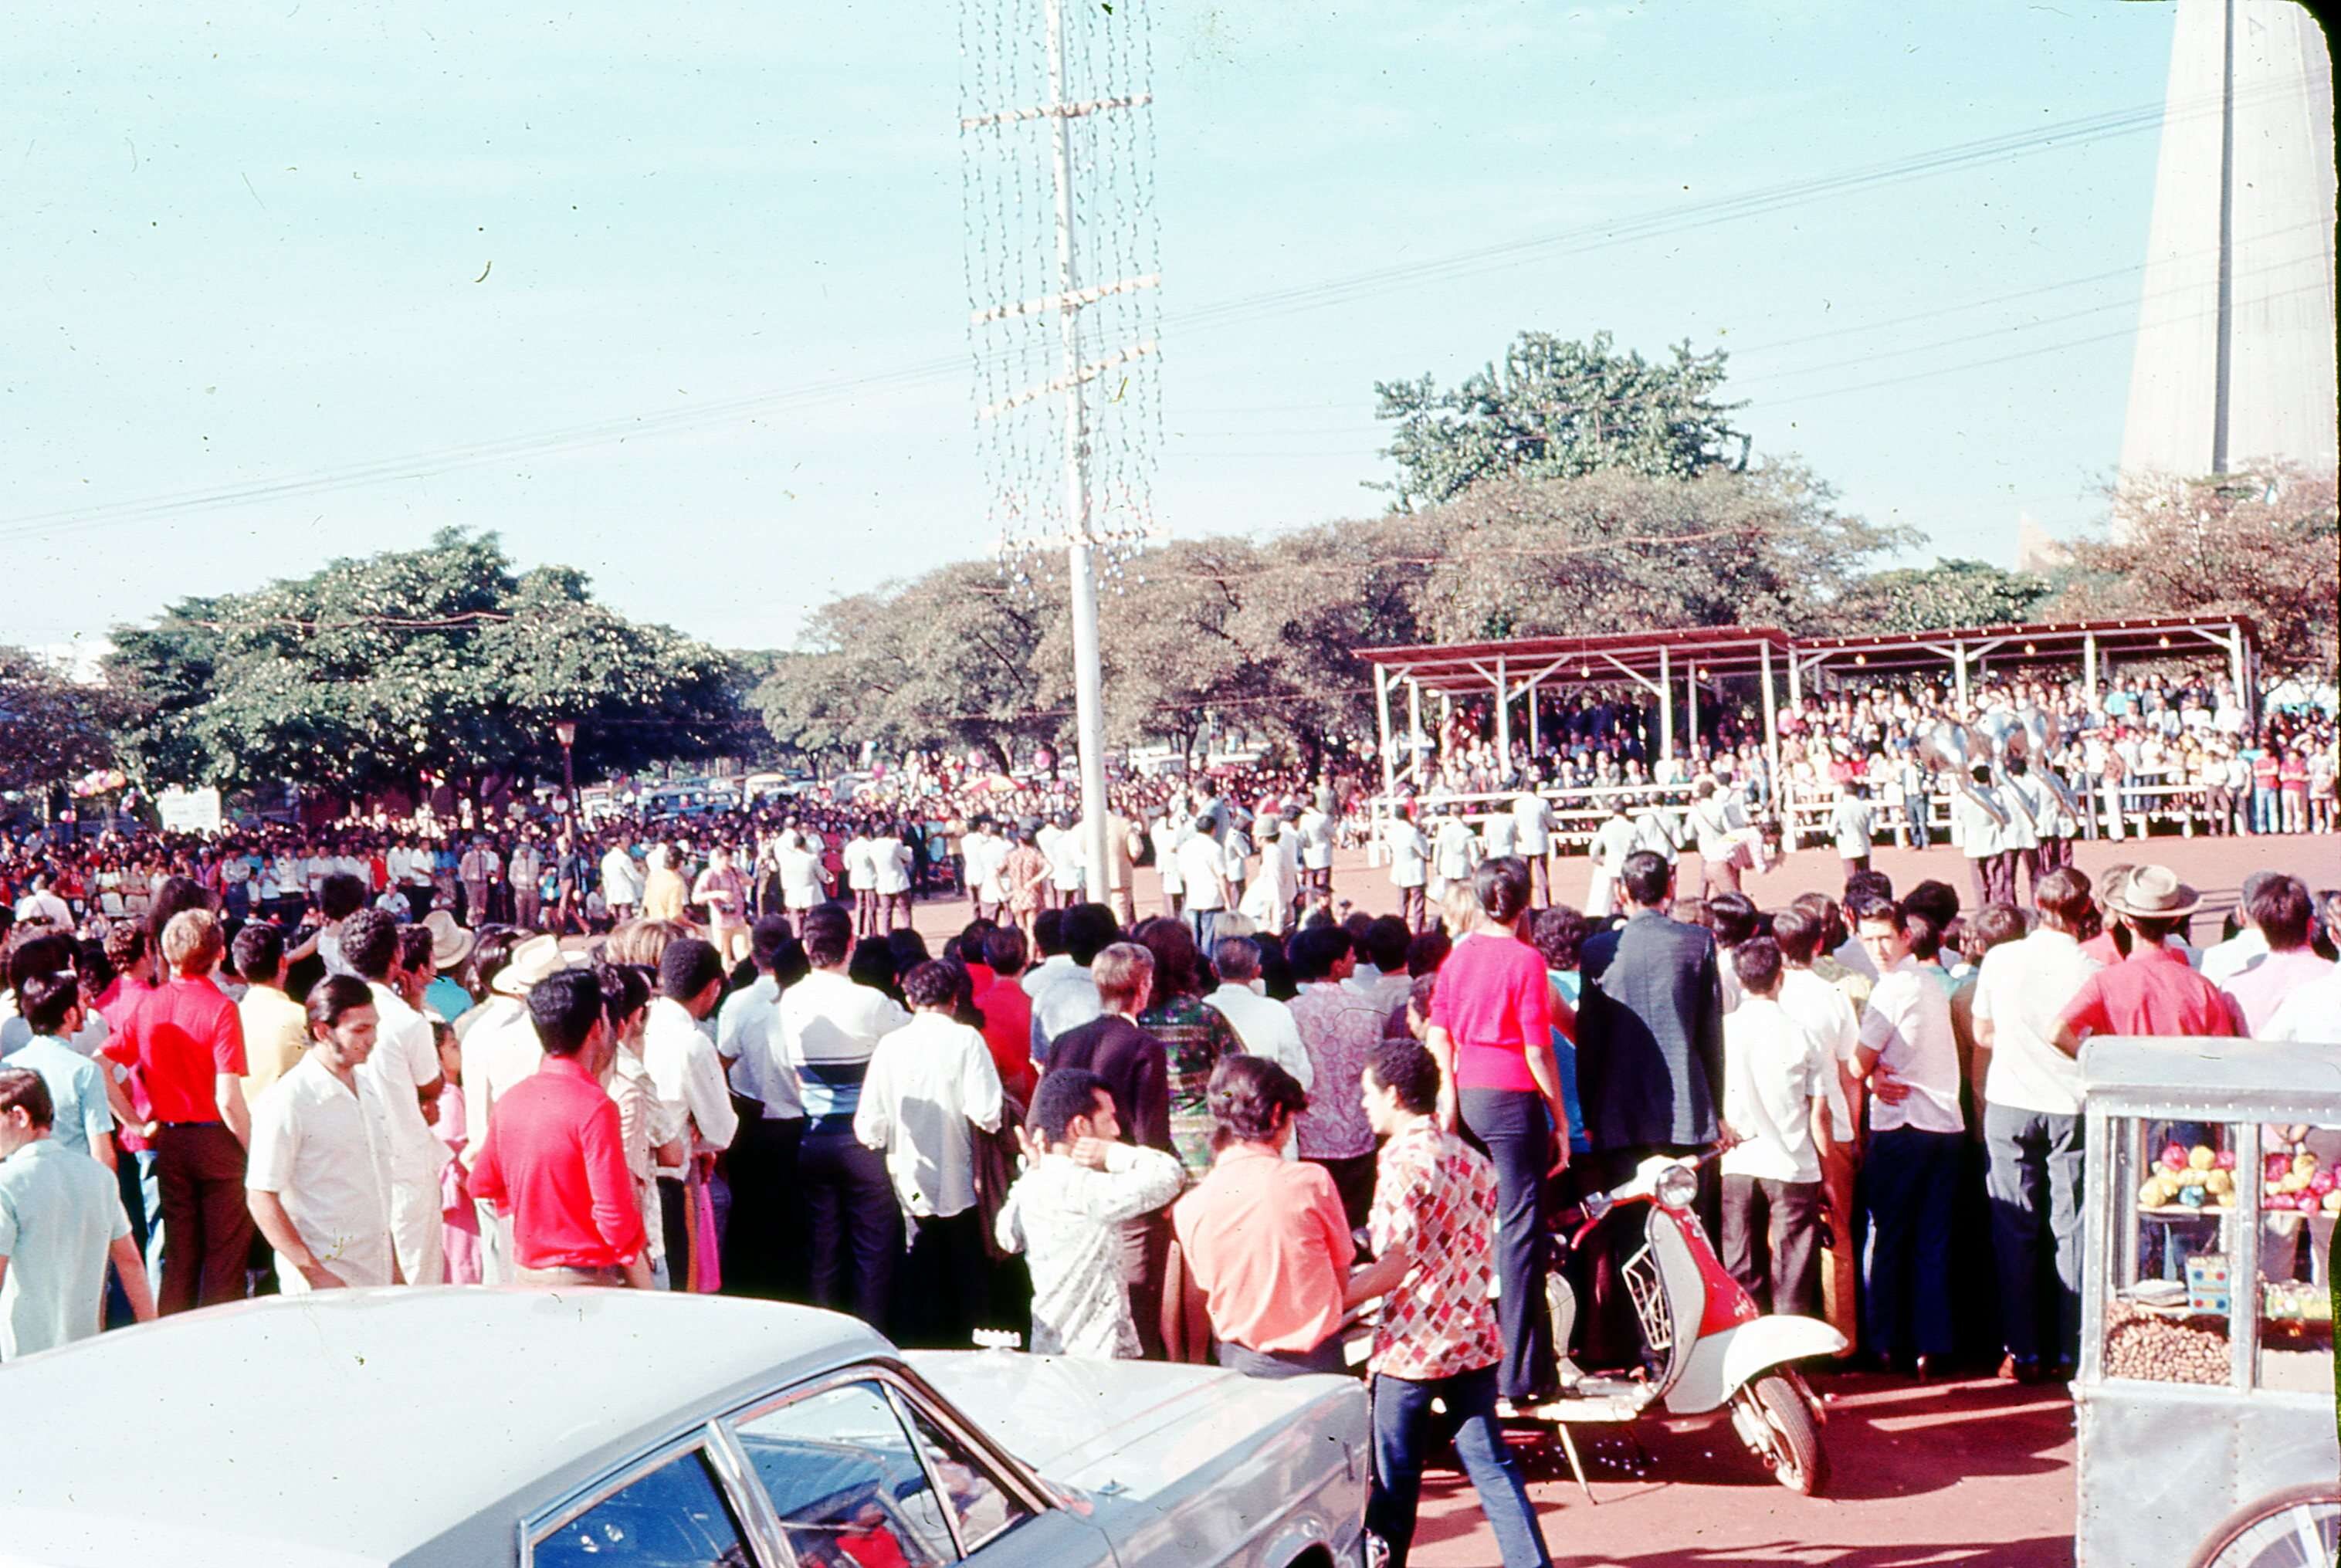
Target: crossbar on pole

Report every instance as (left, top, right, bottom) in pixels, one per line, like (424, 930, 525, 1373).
(971, 272, 1160, 324)
(978, 340, 1157, 419)
(960, 91, 1152, 130)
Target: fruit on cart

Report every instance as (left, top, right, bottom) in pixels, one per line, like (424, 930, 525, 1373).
(2214, 1150, 2237, 1170)
(2187, 1145, 2216, 1171)
(2205, 1170, 2234, 1196)
(2311, 1169, 2338, 1195)
(2139, 1176, 2176, 1207)
(2324, 1187, 2341, 1214)
(2164, 1144, 2192, 1172)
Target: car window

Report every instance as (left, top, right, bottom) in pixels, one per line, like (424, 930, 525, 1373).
(883, 1391, 1034, 1555)
(730, 1380, 958, 1566)
(532, 1447, 750, 1568)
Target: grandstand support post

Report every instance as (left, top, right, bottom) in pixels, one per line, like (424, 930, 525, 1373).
(2226, 628, 2249, 726)
(1953, 643, 1971, 709)
(1760, 640, 1780, 816)
(1787, 651, 1804, 713)
(1658, 647, 1675, 763)
(1685, 660, 1699, 769)
(1495, 655, 1511, 778)
(1408, 679, 1424, 784)
(2083, 632, 2099, 711)
(1375, 663, 1396, 802)
(1527, 671, 1540, 757)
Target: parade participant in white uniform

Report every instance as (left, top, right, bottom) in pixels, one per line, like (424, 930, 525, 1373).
(1586, 799, 1638, 919)
(1510, 787, 1555, 906)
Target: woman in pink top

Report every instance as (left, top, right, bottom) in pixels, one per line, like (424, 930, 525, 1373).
(1425, 857, 1574, 1404)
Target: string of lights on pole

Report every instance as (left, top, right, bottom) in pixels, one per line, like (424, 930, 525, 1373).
(960, 0, 1162, 899)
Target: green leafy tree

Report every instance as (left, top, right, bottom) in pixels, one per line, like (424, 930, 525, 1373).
(2046, 463, 2340, 673)
(1828, 558, 2054, 635)
(1374, 330, 1748, 510)
(754, 560, 1065, 774)
(0, 649, 120, 794)
(106, 530, 747, 796)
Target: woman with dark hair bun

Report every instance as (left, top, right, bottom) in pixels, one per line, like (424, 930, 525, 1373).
(1424, 854, 1575, 1406)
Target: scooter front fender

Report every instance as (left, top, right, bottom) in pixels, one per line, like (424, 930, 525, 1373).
(1661, 1315, 1848, 1416)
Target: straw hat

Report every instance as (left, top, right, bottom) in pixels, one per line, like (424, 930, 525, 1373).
(2109, 864, 2202, 919)
(423, 910, 475, 972)
(490, 934, 566, 997)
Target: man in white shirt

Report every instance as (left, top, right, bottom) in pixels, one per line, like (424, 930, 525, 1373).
(1479, 803, 1518, 864)
(1829, 784, 1875, 881)
(1150, 811, 1187, 919)
(964, 818, 1008, 923)
(1851, 894, 1963, 1373)
(509, 838, 544, 930)
(341, 911, 447, 1287)
(1174, 819, 1231, 952)
(1717, 940, 1831, 1319)
(2198, 871, 2275, 987)
(1971, 868, 2099, 1379)
(715, 915, 804, 1300)
(12, 876, 70, 930)
(777, 831, 825, 931)
(1028, 905, 1116, 1065)
(1953, 768, 2012, 911)
(995, 1067, 1184, 1359)
(1384, 808, 1429, 930)
(780, 907, 910, 1326)
(1586, 801, 1637, 919)
(245, 975, 398, 1292)
(1238, 818, 1302, 934)
(1295, 790, 1336, 908)
(1202, 939, 1313, 1093)
(842, 825, 879, 936)
(854, 960, 1004, 1347)
(1045, 814, 1086, 909)
(1429, 806, 1478, 905)
(599, 839, 644, 922)
(1771, 906, 1862, 1348)
(456, 934, 560, 1284)
(870, 823, 914, 933)
(645, 939, 740, 1291)
(1512, 787, 1555, 906)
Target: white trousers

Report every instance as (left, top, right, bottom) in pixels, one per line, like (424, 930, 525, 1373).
(389, 1179, 446, 1286)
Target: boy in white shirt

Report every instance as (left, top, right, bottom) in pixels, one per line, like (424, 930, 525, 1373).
(1718, 939, 1832, 1319)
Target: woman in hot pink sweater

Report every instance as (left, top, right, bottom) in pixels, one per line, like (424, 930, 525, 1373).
(1425, 856, 1575, 1404)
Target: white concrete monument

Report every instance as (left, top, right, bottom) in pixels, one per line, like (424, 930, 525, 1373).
(2119, 0, 2337, 479)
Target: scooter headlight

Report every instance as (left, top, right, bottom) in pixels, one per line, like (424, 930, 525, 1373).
(1654, 1163, 1699, 1211)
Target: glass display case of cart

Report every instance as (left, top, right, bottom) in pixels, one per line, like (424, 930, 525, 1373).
(2076, 1038, 2340, 1568)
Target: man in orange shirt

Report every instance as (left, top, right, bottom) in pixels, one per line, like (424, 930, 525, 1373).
(1168, 1055, 1353, 1377)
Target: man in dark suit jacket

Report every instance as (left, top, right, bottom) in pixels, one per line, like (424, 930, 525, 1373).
(1572, 849, 1729, 1366)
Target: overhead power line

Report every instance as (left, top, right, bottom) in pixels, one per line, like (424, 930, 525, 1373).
(6, 76, 2295, 544)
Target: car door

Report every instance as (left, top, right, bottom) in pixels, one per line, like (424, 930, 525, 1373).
(716, 1367, 1116, 1568)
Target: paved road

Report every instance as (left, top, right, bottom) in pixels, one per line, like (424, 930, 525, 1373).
(904, 829, 2341, 946)
(1414, 1370, 2079, 1566)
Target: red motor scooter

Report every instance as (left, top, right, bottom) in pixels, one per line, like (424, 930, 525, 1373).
(1507, 1153, 1843, 1498)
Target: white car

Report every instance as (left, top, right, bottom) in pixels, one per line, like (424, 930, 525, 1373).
(0, 1289, 1372, 1568)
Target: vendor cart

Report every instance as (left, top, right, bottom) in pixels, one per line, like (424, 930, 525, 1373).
(2077, 1036, 2341, 1568)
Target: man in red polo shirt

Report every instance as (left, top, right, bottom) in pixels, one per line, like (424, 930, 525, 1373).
(469, 967, 649, 1289)
(2052, 866, 2240, 1054)
(103, 909, 252, 1314)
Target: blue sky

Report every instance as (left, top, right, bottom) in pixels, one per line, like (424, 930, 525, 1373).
(5, 0, 2197, 654)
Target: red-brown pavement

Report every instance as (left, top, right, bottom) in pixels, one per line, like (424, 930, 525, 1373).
(1413, 1371, 2081, 1566)
(896, 830, 2338, 1563)
(906, 829, 2341, 947)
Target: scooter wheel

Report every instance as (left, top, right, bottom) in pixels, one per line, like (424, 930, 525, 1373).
(1740, 1373, 1829, 1496)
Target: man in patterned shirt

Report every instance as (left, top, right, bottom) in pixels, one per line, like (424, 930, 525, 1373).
(1349, 1038, 1553, 1568)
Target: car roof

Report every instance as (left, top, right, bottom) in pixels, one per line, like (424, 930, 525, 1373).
(0, 1288, 889, 1566)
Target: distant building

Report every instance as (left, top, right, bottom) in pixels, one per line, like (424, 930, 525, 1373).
(2119, 0, 2337, 481)
(2013, 513, 2068, 574)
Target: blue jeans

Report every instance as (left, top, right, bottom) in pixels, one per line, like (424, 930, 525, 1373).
(1861, 1126, 1960, 1360)
(1186, 907, 1220, 953)
(1458, 1089, 1554, 1400)
(1984, 1106, 2084, 1366)
(1369, 1365, 1552, 1568)
(2253, 786, 2280, 834)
